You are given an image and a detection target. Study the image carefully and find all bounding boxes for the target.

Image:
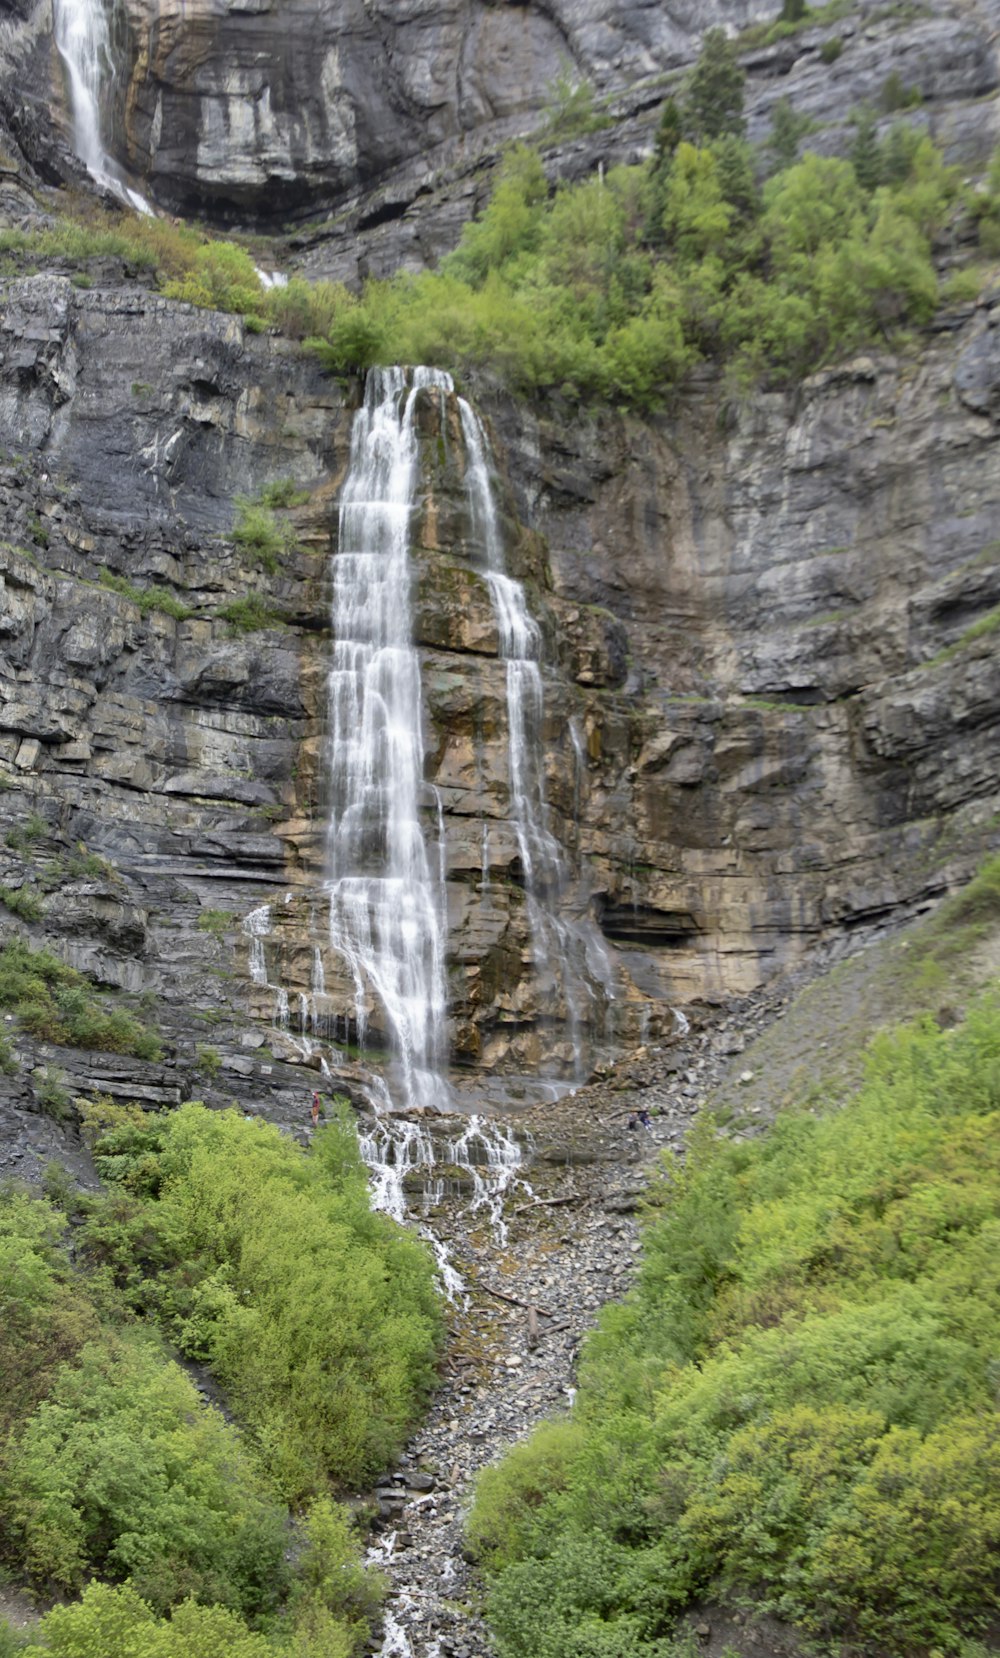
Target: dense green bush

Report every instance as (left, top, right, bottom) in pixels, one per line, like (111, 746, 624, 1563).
(78, 1102, 443, 1497)
(5, 1334, 289, 1613)
(0, 939, 161, 1060)
(470, 991, 1000, 1657)
(0, 1169, 389, 1656)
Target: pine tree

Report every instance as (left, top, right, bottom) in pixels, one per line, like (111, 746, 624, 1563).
(682, 28, 746, 145)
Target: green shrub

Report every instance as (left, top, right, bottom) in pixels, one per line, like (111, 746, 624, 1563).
(17, 1586, 275, 1658)
(231, 499, 298, 575)
(78, 1102, 442, 1498)
(0, 1185, 382, 1654)
(195, 1043, 222, 1078)
(4, 1334, 290, 1614)
(0, 938, 161, 1060)
(0, 1030, 17, 1075)
(259, 477, 310, 508)
(5, 813, 47, 853)
(0, 1188, 99, 1438)
(0, 884, 43, 922)
(471, 992, 1000, 1657)
(99, 570, 195, 621)
(196, 909, 235, 938)
(881, 69, 923, 112)
(162, 242, 265, 324)
(34, 1065, 71, 1121)
(218, 594, 284, 634)
(542, 69, 611, 141)
(65, 842, 116, 882)
(819, 35, 843, 62)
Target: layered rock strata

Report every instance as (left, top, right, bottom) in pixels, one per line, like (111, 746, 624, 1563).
(0, 271, 997, 1121)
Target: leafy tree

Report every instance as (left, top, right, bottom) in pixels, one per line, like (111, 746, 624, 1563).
(445, 146, 548, 285)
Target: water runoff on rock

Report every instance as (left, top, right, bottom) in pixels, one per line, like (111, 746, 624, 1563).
(240, 373, 619, 1238)
(325, 366, 451, 1114)
(322, 368, 534, 1283)
(457, 396, 615, 1073)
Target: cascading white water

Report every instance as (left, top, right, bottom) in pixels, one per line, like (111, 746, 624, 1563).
(325, 367, 451, 1112)
(52, 0, 154, 212)
(52, 0, 108, 181)
(456, 396, 614, 1069)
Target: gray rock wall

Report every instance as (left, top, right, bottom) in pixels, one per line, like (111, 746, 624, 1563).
(0, 272, 998, 1120)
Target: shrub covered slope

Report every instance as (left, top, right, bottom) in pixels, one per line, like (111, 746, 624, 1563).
(470, 959, 1000, 1654)
(0, 1106, 442, 1657)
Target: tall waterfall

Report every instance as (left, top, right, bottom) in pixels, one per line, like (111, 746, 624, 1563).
(52, 0, 152, 212)
(325, 368, 450, 1113)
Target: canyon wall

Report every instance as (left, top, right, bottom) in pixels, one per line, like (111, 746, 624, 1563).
(0, 266, 997, 1126)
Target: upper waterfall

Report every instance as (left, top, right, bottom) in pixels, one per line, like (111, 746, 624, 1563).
(52, 0, 152, 212)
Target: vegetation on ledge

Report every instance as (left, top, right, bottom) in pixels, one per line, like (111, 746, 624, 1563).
(2, 34, 997, 412)
(304, 32, 998, 406)
(0, 938, 161, 1061)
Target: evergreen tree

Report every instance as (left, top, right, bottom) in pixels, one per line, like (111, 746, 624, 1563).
(768, 96, 811, 170)
(654, 97, 683, 165)
(682, 28, 746, 144)
(850, 106, 883, 191)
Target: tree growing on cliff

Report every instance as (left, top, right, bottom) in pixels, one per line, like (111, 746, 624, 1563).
(682, 27, 746, 144)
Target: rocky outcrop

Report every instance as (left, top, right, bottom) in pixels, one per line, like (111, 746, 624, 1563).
(293, 0, 1000, 286)
(107, 0, 780, 222)
(0, 262, 998, 1113)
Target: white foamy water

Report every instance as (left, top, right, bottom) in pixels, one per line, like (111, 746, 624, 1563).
(325, 367, 451, 1113)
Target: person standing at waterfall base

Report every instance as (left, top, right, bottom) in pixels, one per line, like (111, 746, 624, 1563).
(310, 1091, 321, 1129)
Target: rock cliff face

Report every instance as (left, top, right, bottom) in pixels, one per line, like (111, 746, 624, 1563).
(4, 0, 996, 237)
(0, 264, 998, 1131)
(0, 0, 997, 1124)
(5, 0, 991, 257)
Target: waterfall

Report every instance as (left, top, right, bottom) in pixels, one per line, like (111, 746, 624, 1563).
(52, 0, 152, 213)
(325, 367, 450, 1113)
(457, 397, 608, 1071)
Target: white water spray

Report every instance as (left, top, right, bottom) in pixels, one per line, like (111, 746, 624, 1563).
(325, 367, 451, 1112)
